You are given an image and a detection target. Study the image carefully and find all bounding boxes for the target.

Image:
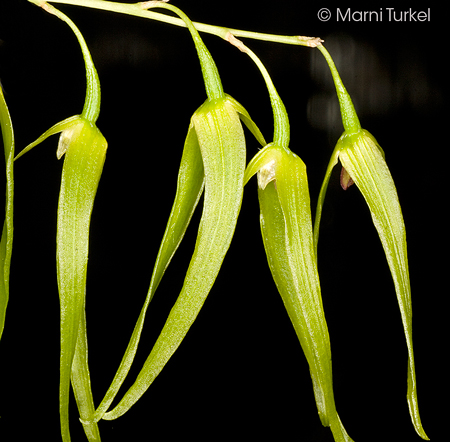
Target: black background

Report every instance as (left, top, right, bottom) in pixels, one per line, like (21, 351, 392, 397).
(0, 1, 445, 441)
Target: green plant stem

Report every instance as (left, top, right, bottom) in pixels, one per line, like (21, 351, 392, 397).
(317, 45, 361, 135)
(143, 1, 223, 100)
(28, 0, 323, 47)
(39, 1, 101, 123)
(226, 35, 289, 149)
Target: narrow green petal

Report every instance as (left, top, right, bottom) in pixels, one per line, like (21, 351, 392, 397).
(243, 142, 276, 185)
(14, 115, 80, 160)
(225, 94, 267, 147)
(94, 123, 204, 421)
(57, 121, 107, 442)
(313, 144, 340, 258)
(0, 85, 14, 341)
(102, 98, 245, 420)
(339, 130, 428, 440)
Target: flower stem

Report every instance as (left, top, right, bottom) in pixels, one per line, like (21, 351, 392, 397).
(317, 44, 361, 135)
(30, 1, 101, 123)
(141, 1, 223, 100)
(227, 34, 289, 148)
(28, 0, 322, 47)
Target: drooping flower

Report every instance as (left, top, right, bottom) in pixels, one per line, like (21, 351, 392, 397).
(237, 39, 353, 442)
(314, 43, 428, 441)
(15, 3, 106, 441)
(94, 2, 266, 421)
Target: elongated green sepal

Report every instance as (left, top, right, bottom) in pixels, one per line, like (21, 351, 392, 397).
(337, 130, 428, 440)
(93, 119, 205, 420)
(102, 96, 246, 420)
(253, 145, 352, 442)
(0, 84, 14, 341)
(57, 118, 107, 441)
(313, 145, 340, 256)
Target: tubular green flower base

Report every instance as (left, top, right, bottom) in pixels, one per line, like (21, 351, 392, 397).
(2, 1, 429, 441)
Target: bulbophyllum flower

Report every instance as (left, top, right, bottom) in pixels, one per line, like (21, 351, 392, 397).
(238, 39, 352, 442)
(15, 3, 106, 441)
(315, 43, 429, 441)
(94, 2, 266, 423)
(245, 143, 352, 442)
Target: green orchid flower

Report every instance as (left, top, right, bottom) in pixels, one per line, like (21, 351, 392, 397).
(232, 38, 352, 442)
(15, 3, 106, 441)
(314, 44, 428, 441)
(0, 81, 14, 342)
(92, 2, 266, 421)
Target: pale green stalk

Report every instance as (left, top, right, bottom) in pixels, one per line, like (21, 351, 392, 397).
(225, 35, 289, 147)
(142, 1, 223, 100)
(39, 1, 101, 123)
(317, 45, 360, 135)
(28, 0, 323, 47)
